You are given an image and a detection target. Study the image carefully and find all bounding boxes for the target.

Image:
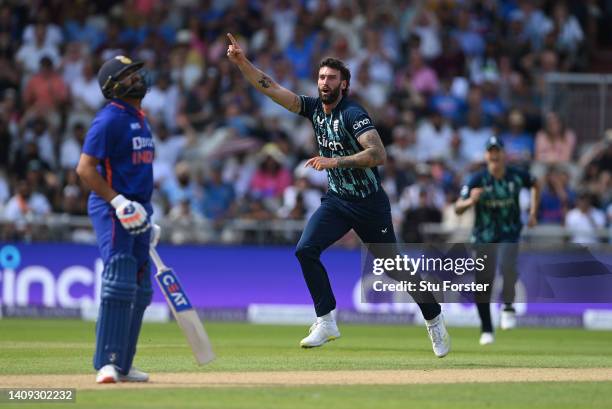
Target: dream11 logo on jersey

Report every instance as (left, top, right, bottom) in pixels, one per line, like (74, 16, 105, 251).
(131, 135, 154, 165)
(0, 245, 104, 308)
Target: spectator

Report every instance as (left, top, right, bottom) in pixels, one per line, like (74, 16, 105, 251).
(552, 2, 584, 56)
(535, 112, 576, 164)
(565, 192, 605, 244)
(15, 20, 61, 77)
(408, 49, 439, 95)
(161, 161, 202, 213)
(22, 56, 69, 120)
(539, 166, 575, 224)
(387, 125, 419, 169)
(200, 164, 236, 222)
(21, 116, 56, 169)
(401, 188, 442, 243)
(500, 109, 534, 163)
(459, 109, 493, 163)
(142, 72, 180, 131)
(60, 122, 86, 170)
(415, 109, 452, 161)
(69, 59, 105, 114)
(250, 143, 292, 200)
(452, 8, 485, 57)
(278, 169, 321, 220)
(429, 78, 466, 125)
(61, 169, 85, 215)
(3, 180, 51, 225)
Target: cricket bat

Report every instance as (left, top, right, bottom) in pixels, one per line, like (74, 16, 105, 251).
(149, 245, 215, 365)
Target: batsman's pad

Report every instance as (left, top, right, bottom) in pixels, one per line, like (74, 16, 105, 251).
(121, 261, 153, 374)
(94, 254, 138, 371)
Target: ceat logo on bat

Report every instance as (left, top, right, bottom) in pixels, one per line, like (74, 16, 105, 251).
(158, 270, 192, 312)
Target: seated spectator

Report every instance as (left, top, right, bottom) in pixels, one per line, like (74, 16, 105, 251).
(415, 109, 452, 161)
(429, 78, 466, 125)
(277, 171, 322, 220)
(161, 161, 202, 213)
(387, 125, 419, 169)
(22, 56, 68, 118)
(153, 118, 196, 184)
(500, 109, 534, 163)
(21, 116, 56, 169)
(399, 163, 446, 211)
(3, 180, 51, 225)
(200, 164, 236, 222)
(535, 112, 576, 164)
(249, 143, 292, 200)
(69, 59, 104, 114)
(408, 49, 439, 95)
(459, 109, 492, 163)
(142, 72, 180, 131)
(15, 21, 61, 77)
(539, 166, 575, 224)
(480, 80, 506, 126)
(565, 192, 605, 244)
(60, 122, 86, 170)
(61, 169, 85, 215)
(401, 189, 442, 243)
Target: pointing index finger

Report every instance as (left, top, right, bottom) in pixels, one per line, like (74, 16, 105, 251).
(227, 33, 238, 46)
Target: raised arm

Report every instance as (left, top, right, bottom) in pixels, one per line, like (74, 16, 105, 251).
(226, 33, 301, 114)
(304, 129, 387, 171)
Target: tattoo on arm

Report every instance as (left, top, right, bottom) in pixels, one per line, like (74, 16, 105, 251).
(288, 95, 301, 113)
(258, 75, 272, 88)
(336, 130, 386, 169)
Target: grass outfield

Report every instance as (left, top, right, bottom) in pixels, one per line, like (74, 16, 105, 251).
(0, 319, 611, 408)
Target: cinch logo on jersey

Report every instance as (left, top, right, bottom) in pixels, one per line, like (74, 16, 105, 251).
(353, 118, 371, 131)
(317, 134, 345, 151)
(157, 269, 192, 312)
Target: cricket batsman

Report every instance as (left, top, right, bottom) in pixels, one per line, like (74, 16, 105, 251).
(455, 136, 540, 345)
(227, 33, 450, 357)
(76, 55, 156, 383)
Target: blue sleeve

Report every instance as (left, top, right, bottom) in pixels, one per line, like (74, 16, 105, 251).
(299, 95, 318, 119)
(82, 114, 111, 160)
(345, 106, 375, 139)
(460, 172, 482, 199)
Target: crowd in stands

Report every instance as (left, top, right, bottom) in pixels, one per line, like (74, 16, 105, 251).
(0, 0, 611, 244)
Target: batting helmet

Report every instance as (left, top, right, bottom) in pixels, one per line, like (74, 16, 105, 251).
(97, 55, 147, 99)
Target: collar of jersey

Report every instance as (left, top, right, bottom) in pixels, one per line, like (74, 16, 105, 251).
(323, 96, 344, 116)
(109, 98, 146, 119)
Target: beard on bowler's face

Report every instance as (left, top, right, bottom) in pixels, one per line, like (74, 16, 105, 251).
(318, 83, 342, 104)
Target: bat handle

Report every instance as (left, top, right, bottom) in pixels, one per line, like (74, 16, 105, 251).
(149, 246, 168, 272)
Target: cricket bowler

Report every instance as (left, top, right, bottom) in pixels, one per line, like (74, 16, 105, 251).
(227, 33, 450, 357)
(76, 55, 156, 382)
(455, 136, 540, 345)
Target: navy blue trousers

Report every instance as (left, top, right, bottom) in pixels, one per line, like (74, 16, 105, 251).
(295, 189, 441, 320)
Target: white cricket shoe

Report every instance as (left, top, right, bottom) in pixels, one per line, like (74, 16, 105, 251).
(118, 367, 150, 382)
(479, 332, 495, 345)
(500, 309, 517, 330)
(96, 364, 119, 384)
(425, 314, 451, 358)
(300, 319, 341, 348)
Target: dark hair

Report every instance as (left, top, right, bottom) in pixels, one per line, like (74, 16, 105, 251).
(318, 57, 351, 96)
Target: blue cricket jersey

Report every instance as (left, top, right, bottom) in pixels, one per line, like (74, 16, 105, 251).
(299, 95, 381, 199)
(82, 99, 154, 205)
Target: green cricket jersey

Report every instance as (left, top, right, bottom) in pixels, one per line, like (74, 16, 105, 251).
(299, 95, 381, 199)
(460, 166, 535, 243)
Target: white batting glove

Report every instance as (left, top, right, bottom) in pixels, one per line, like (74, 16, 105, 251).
(150, 224, 161, 247)
(110, 194, 151, 235)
